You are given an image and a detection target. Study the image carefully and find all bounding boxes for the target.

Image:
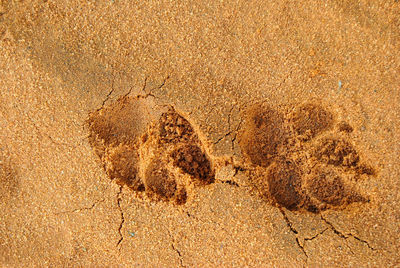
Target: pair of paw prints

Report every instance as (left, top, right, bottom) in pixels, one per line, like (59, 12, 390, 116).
(238, 102, 375, 213)
(87, 96, 214, 205)
(87, 95, 375, 212)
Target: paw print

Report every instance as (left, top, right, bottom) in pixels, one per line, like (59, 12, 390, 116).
(238, 102, 375, 213)
(87, 96, 215, 205)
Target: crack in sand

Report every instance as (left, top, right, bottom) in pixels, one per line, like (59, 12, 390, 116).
(126, 75, 170, 100)
(99, 72, 116, 111)
(185, 210, 230, 234)
(54, 198, 105, 215)
(303, 228, 329, 244)
(156, 75, 170, 91)
(212, 105, 243, 152)
(230, 118, 243, 151)
(320, 215, 375, 251)
(213, 131, 232, 145)
(167, 228, 186, 268)
(123, 75, 148, 99)
(28, 117, 76, 148)
(278, 208, 308, 260)
(213, 106, 235, 146)
(116, 186, 125, 251)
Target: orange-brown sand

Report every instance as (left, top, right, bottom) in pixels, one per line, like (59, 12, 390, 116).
(1, 1, 400, 266)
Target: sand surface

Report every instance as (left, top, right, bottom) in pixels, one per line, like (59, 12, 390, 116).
(1, 0, 400, 266)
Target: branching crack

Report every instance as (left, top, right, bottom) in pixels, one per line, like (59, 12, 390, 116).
(167, 228, 186, 267)
(303, 228, 329, 244)
(129, 75, 170, 100)
(213, 131, 232, 145)
(279, 208, 308, 260)
(99, 71, 116, 110)
(213, 106, 239, 146)
(116, 186, 125, 251)
(54, 198, 105, 215)
(279, 208, 298, 234)
(320, 215, 375, 251)
(123, 75, 148, 99)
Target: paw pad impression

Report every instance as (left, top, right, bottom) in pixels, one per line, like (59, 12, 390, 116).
(239, 102, 375, 213)
(87, 96, 215, 205)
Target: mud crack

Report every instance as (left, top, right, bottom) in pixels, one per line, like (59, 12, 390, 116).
(213, 106, 235, 145)
(54, 198, 105, 215)
(213, 106, 242, 151)
(279, 208, 308, 260)
(99, 72, 116, 110)
(303, 228, 329, 243)
(167, 228, 186, 267)
(321, 215, 375, 251)
(116, 186, 125, 251)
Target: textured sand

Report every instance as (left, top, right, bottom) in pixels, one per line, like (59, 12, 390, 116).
(1, 0, 400, 266)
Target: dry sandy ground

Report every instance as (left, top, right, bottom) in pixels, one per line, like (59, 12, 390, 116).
(1, 0, 400, 267)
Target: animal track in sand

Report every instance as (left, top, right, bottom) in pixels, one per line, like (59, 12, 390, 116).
(238, 102, 375, 213)
(87, 96, 214, 205)
(87, 94, 375, 212)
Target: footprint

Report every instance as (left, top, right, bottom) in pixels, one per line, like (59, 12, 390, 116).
(238, 103, 287, 167)
(144, 159, 177, 201)
(238, 101, 375, 213)
(290, 103, 334, 140)
(303, 164, 366, 209)
(87, 97, 152, 158)
(103, 143, 144, 191)
(170, 144, 214, 185)
(265, 160, 303, 211)
(87, 95, 375, 211)
(87, 96, 215, 205)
